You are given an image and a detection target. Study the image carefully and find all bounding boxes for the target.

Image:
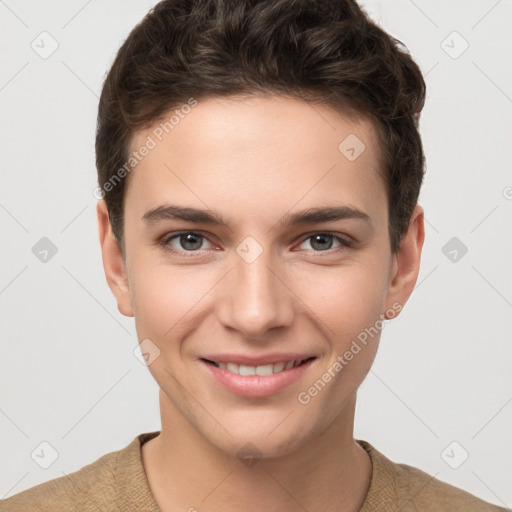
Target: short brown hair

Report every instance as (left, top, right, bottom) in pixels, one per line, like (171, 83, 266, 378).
(95, 0, 426, 256)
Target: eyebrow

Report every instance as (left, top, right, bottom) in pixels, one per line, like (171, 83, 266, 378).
(141, 204, 371, 228)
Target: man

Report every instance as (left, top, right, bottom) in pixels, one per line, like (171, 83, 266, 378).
(1, 0, 507, 510)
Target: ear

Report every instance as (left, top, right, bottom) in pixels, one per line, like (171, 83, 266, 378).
(96, 199, 134, 317)
(384, 204, 425, 317)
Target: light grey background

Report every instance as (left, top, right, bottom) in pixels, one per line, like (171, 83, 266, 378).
(1, 0, 511, 507)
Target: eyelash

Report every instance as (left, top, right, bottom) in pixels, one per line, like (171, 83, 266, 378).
(157, 231, 354, 257)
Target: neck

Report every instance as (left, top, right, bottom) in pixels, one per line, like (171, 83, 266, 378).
(142, 390, 372, 512)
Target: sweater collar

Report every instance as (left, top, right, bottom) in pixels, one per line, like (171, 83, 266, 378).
(117, 430, 162, 511)
(357, 439, 403, 512)
(117, 432, 401, 511)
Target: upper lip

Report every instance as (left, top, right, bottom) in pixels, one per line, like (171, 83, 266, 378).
(200, 353, 316, 366)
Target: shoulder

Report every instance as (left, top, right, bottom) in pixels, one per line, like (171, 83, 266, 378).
(393, 460, 508, 511)
(358, 440, 509, 512)
(0, 444, 122, 511)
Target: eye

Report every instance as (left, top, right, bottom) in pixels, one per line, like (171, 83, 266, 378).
(297, 233, 354, 253)
(158, 231, 216, 255)
(158, 231, 354, 257)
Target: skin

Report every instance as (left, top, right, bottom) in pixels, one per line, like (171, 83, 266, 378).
(97, 94, 424, 512)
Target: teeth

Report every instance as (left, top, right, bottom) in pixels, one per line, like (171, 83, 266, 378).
(213, 359, 304, 376)
(239, 364, 256, 376)
(256, 364, 274, 376)
(273, 362, 285, 373)
(226, 362, 239, 373)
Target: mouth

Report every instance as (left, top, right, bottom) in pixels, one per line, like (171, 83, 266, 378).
(201, 357, 316, 376)
(199, 356, 317, 398)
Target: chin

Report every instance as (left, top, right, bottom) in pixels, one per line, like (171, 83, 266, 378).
(202, 419, 315, 461)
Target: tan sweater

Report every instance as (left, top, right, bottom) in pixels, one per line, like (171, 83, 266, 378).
(0, 431, 508, 511)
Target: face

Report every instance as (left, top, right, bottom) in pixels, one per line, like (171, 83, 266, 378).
(97, 94, 423, 458)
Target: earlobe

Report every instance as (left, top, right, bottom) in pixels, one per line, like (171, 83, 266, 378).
(96, 200, 134, 318)
(384, 204, 425, 317)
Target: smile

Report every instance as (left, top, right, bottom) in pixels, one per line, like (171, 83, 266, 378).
(203, 358, 314, 376)
(200, 357, 317, 398)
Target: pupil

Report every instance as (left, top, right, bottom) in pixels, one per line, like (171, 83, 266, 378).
(181, 233, 202, 250)
(311, 234, 332, 251)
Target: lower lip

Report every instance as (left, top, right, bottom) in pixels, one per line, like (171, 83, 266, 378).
(200, 358, 316, 398)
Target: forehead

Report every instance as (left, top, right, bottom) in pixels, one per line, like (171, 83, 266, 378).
(125, 94, 387, 227)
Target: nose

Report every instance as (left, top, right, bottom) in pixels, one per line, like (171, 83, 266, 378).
(216, 249, 295, 339)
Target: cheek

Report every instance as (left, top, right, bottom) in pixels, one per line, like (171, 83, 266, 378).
(292, 266, 387, 414)
(130, 263, 216, 340)
(295, 259, 390, 340)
